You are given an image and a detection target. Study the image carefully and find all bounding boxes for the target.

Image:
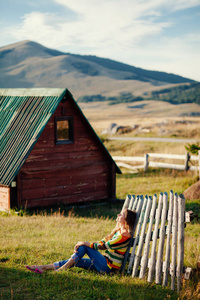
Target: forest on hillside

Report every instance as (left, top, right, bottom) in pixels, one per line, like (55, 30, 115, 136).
(77, 82, 200, 105)
(150, 82, 200, 104)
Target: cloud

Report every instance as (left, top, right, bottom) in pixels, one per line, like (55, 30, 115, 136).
(13, 12, 62, 44)
(4, 0, 200, 50)
(54, 0, 200, 17)
(1, 0, 200, 80)
(11, 1, 172, 49)
(168, 0, 200, 11)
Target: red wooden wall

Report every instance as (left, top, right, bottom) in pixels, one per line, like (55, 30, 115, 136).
(0, 186, 10, 210)
(17, 95, 117, 208)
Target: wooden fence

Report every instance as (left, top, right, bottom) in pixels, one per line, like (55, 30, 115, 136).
(113, 152, 200, 174)
(121, 191, 185, 293)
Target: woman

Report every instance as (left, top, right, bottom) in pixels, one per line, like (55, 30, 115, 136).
(25, 208, 136, 274)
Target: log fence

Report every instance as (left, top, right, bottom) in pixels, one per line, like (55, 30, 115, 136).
(113, 152, 200, 174)
(121, 191, 185, 293)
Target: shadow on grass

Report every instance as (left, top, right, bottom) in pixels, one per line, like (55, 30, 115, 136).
(117, 168, 195, 179)
(0, 265, 179, 300)
(7, 195, 200, 221)
(11, 200, 123, 220)
(185, 201, 200, 219)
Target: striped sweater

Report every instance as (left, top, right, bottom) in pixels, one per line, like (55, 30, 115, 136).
(90, 231, 131, 270)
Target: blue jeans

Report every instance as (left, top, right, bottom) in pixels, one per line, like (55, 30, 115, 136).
(54, 246, 111, 273)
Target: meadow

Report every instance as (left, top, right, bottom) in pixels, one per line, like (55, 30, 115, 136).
(1, 115, 200, 300)
(0, 171, 199, 299)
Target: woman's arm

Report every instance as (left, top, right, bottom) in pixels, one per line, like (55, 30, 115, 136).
(89, 241, 106, 250)
(104, 232, 130, 250)
(74, 241, 106, 252)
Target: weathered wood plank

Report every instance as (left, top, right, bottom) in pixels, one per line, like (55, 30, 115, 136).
(129, 195, 136, 210)
(147, 193, 163, 282)
(171, 193, 178, 290)
(22, 179, 112, 200)
(128, 195, 147, 274)
(139, 194, 157, 278)
(33, 137, 99, 149)
(156, 192, 168, 284)
(113, 156, 144, 162)
(25, 150, 107, 163)
(149, 162, 185, 170)
(22, 190, 110, 208)
(122, 194, 131, 210)
(177, 194, 185, 293)
(132, 196, 152, 277)
(163, 190, 173, 286)
(22, 173, 110, 190)
(21, 161, 111, 174)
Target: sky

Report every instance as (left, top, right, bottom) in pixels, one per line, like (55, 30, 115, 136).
(0, 0, 200, 81)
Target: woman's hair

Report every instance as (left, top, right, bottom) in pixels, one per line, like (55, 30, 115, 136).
(104, 209, 136, 242)
(124, 209, 137, 232)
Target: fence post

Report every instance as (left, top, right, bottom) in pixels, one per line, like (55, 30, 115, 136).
(132, 196, 152, 277)
(147, 193, 163, 283)
(171, 193, 178, 291)
(139, 194, 157, 279)
(144, 154, 149, 172)
(177, 194, 185, 294)
(122, 194, 131, 210)
(155, 192, 168, 284)
(127, 196, 144, 274)
(184, 152, 190, 171)
(163, 190, 173, 287)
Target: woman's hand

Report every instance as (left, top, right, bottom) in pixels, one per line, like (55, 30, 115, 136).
(74, 241, 84, 252)
(74, 241, 90, 252)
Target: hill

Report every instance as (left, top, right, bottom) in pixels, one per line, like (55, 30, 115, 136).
(0, 40, 196, 101)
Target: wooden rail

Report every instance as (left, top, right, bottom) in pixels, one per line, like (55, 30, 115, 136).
(113, 152, 199, 173)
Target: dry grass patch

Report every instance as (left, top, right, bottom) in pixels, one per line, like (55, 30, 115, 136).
(79, 101, 200, 135)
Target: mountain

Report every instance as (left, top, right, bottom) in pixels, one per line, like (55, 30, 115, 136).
(0, 40, 195, 100)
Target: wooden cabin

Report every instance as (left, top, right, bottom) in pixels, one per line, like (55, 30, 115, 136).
(0, 88, 121, 210)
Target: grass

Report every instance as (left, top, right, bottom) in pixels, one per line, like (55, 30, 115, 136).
(0, 213, 187, 300)
(116, 169, 198, 199)
(0, 168, 200, 300)
(103, 140, 188, 156)
(1, 119, 200, 300)
(0, 264, 179, 300)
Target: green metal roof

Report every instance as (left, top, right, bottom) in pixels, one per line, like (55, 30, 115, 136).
(0, 88, 66, 186)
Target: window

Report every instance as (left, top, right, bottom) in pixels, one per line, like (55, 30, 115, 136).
(55, 117, 74, 144)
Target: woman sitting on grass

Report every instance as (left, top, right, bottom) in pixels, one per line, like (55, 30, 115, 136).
(26, 208, 136, 274)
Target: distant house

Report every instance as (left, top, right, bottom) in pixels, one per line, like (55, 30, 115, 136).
(0, 88, 121, 210)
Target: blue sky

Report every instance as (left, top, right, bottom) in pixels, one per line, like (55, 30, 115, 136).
(0, 0, 200, 81)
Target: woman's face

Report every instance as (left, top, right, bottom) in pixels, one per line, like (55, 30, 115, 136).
(116, 210, 126, 224)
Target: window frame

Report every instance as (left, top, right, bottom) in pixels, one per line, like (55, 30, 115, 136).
(55, 116, 74, 145)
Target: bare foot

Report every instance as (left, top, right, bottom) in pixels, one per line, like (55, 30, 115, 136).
(25, 265, 44, 274)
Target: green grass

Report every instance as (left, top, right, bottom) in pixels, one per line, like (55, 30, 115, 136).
(0, 265, 179, 300)
(116, 168, 198, 199)
(0, 169, 199, 299)
(0, 214, 181, 300)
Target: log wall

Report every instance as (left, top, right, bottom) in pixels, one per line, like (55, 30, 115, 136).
(17, 96, 115, 208)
